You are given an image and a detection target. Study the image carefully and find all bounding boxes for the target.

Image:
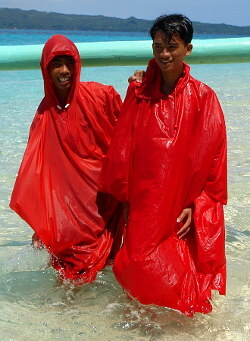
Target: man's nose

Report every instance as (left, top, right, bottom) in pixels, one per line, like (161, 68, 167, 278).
(160, 48, 170, 56)
(60, 64, 70, 74)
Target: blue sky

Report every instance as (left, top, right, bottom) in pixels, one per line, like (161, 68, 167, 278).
(0, 0, 249, 26)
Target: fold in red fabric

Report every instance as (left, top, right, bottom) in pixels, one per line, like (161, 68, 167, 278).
(99, 59, 227, 316)
(10, 35, 123, 283)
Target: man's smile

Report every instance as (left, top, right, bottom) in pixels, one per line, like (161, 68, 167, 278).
(58, 77, 71, 83)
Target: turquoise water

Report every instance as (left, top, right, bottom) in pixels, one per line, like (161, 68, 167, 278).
(0, 28, 248, 45)
(0, 31, 249, 340)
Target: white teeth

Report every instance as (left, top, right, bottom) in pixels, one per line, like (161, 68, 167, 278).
(59, 77, 69, 82)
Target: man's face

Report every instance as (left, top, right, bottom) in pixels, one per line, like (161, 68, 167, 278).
(152, 30, 192, 74)
(48, 55, 75, 92)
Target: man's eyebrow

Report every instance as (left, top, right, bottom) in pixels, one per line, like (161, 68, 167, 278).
(51, 56, 75, 62)
(168, 40, 179, 45)
(64, 56, 75, 61)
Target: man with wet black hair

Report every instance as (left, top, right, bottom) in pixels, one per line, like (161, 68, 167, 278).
(100, 14, 227, 316)
(149, 14, 193, 44)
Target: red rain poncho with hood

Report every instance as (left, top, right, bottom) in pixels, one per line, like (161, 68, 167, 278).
(10, 35, 123, 283)
(100, 59, 227, 316)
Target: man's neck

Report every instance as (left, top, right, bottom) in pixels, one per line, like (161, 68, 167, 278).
(55, 88, 70, 108)
(160, 66, 183, 95)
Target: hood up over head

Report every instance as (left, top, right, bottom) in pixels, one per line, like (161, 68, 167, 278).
(40, 34, 81, 108)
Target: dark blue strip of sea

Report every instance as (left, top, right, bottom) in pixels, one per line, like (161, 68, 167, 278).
(0, 28, 248, 46)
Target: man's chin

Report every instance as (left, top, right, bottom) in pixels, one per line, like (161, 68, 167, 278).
(57, 82, 72, 90)
(158, 62, 172, 72)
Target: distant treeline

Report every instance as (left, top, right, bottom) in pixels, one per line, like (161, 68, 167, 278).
(1, 7, 250, 35)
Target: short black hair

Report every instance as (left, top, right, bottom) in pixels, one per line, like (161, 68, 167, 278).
(149, 14, 193, 45)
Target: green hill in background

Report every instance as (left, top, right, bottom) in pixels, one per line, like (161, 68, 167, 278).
(1, 7, 250, 35)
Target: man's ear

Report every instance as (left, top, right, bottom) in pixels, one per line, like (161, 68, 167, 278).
(185, 43, 193, 56)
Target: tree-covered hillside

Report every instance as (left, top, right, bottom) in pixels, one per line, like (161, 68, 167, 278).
(0, 8, 250, 35)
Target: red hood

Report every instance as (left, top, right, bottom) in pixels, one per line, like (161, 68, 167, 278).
(40, 35, 81, 107)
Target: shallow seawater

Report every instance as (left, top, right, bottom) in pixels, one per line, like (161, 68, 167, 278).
(0, 63, 249, 341)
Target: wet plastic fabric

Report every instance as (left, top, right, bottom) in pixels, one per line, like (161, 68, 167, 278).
(99, 59, 227, 316)
(10, 35, 123, 283)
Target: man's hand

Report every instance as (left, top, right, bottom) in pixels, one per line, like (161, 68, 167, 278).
(32, 233, 45, 249)
(128, 70, 145, 83)
(177, 208, 192, 239)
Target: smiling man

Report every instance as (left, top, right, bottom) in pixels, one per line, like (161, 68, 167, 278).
(100, 14, 227, 316)
(10, 35, 123, 283)
(48, 54, 75, 107)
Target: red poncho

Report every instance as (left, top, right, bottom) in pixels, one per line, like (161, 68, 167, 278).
(100, 59, 227, 316)
(10, 35, 123, 283)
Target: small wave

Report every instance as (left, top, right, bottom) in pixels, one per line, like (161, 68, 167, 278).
(0, 244, 50, 273)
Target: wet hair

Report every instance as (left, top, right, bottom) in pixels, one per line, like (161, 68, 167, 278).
(149, 14, 193, 45)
